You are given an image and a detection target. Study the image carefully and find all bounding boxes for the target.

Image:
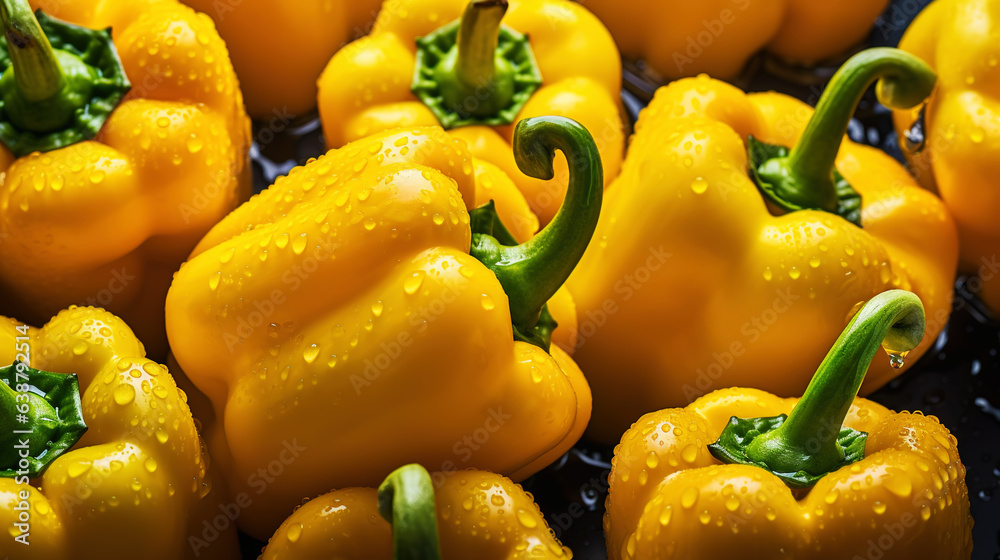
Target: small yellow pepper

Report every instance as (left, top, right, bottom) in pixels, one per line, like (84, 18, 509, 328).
(605, 291, 972, 560)
(165, 117, 598, 539)
(181, 0, 382, 119)
(0, 0, 251, 358)
(0, 307, 238, 560)
(262, 464, 571, 559)
(581, 0, 888, 82)
(892, 0, 1000, 311)
(317, 0, 624, 226)
(568, 49, 958, 442)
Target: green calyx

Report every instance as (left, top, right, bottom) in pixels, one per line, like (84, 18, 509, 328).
(0, 361, 88, 478)
(748, 47, 937, 228)
(412, 0, 542, 129)
(748, 136, 863, 227)
(709, 290, 926, 489)
(378, 464, 443, 560)
(0, 0, 130, 157)
(469, 116, 602, 352)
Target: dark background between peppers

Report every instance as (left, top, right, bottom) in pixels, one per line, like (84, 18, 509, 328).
(239, 0, 1000, 557)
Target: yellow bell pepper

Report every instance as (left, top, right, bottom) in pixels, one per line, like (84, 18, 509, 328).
(317, 0, 624, 226)
(0, 306, 239, 559)
(181, 0, 382, 119)
(165, 116, 598, 539)
(605, 291, 973, 560)
(581, 0, 888, 82)
(262, 464, 571, 559)
(0, 0, 251, 358)
(892, 0, 1000, 312)
(568, 48, 959, 443)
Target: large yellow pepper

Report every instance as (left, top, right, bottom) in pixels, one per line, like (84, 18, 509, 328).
(569, 48, 959, 443)
(317, 0, 624, 226)
(892, 0, 1000, 312)
(0, 306, 238, 559)
(165, 116, 598, 539)
(604, 291, 972, 560)
(262, 464, 571, 559)
(580, 0, 888, 82)
(0, 0, 251, 358)
(181, 0, 382, 119)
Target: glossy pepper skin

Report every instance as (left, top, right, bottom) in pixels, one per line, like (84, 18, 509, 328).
(262, 465, 571, 559)
(0, 0, 251, 358)
(317, 0, 624, 226)
(580, 0, 888, 83)
(181, 0, 381, 119)
(892, 0, 1000, 312)
(569, 50, 959, 443)
(165, 120, 595, 539)
(605, 291, 972, 560)
(0, 307, 238, 560)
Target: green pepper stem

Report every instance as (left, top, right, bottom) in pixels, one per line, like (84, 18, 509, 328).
(377, 464, 443, 560)
(0, 0, 64, 102)
(456, 0, 505, 91)
(782, 48, 936, 210)
(745, 290, 925, 475)
(470, 116, 603, 331)
(437, 0, 515, 119)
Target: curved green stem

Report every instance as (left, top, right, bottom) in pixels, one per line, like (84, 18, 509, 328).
(470, 116, 603, 336)
(745, 290, 925, 476)
(0, 0, 63, 101)
(377, 464, 443, 560)
(756, 48, 936, 213)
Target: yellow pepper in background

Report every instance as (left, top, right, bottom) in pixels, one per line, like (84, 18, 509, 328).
(165, 117, 599, 539)
(569, 48, 958, 443)
(580, 0, 889, 82)
(181, 0, 382, 119)
(262, 464, 571, 559)
(318, 0, 624, 226)
(0, 0, 251, 358)
(0, 307, 238, 560)
(605, 291, 972, 560)
(893, 0, 1000, 312)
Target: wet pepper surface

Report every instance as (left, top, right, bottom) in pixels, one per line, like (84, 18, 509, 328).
(239, 1, 998, 557)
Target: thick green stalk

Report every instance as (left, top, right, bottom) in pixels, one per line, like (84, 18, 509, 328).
(0, 0, 63, 101)
(744, 290, 925, 475)
(438, 0, 514, 118)
(378, 464, 443, 560)
(756, 48, 937, 213)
